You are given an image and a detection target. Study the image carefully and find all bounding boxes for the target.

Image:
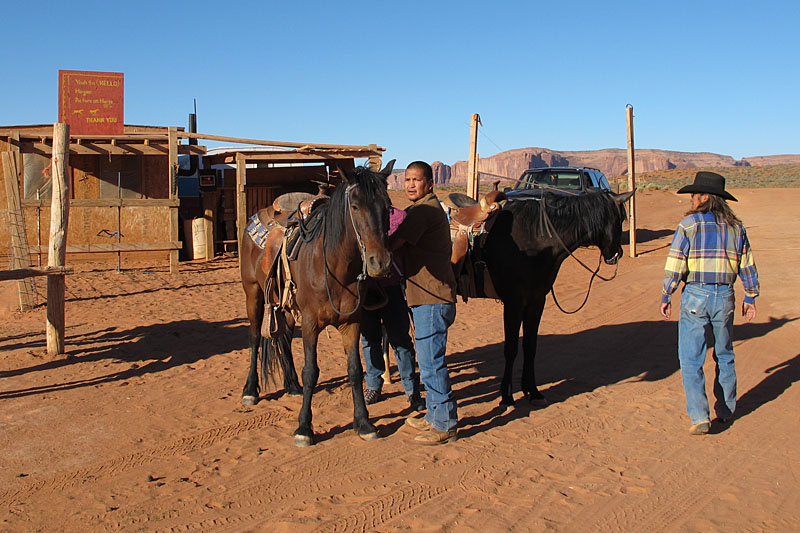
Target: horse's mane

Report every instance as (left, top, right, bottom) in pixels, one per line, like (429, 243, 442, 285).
(506, 191, 626, 244)
(324, 165, 390, 251)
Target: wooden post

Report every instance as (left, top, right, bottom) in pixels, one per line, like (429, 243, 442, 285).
(202, 190, 217, 260)
(466, 114, 481, 200)
(626, 105, 637, 258)
(235, 153, 247, 264)
(47, 123, 70, 356)
(168, 127, 179, 273)
(367, 144, 381, 171)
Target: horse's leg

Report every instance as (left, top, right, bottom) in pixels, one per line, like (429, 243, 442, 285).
(242, 283, 264, 406)
(500, 299, 524, 407)
(295, 324, 321, 447)
(521, 294, 548, 407)
(341, 322, 379, 441)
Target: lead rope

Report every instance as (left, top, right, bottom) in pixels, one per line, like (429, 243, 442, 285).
(322, 184, 368, 317)
(537, 195, 620, 314)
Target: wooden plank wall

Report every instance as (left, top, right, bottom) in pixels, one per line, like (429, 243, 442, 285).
(1, 151, 174, 266)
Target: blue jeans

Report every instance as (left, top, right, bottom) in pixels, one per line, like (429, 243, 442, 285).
(361, 285, 419, 397)
(411, 303, 458, 432)
(678, 283, 737, 424)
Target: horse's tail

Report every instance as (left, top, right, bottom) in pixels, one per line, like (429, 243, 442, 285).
(259, 317, 300, 395)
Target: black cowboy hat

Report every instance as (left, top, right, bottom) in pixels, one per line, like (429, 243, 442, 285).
(677, 171, 737, 201)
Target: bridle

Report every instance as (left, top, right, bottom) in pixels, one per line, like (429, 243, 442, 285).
(536, 194, 620, 314)
(322, 183, 372, 317)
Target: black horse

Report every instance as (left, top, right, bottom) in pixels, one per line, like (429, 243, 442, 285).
(239, 162, 394, 446)
(482, 190, 634, 407)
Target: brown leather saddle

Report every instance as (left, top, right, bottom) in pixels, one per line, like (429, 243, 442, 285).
(442, 182, 506, 301)
(258, 190, 330, 276)
(250, 188, 330, 337)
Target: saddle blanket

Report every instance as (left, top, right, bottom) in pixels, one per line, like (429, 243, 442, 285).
(245, 214, 271, 249)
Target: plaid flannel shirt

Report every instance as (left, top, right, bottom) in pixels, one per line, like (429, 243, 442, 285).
(662, 212, 759, 305)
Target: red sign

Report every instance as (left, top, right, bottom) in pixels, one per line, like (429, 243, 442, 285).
(58, 70, 124, 135)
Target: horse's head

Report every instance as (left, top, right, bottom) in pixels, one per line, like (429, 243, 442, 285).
(340, 160, 394, 277)
(598, 190, 635, 264)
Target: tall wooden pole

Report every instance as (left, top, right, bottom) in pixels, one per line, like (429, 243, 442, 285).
(47, 123, 70, 355)
(168, 127, 179, 273)
(235, 153, 247, 268)
(626, 105, 637, 258)
(466, 114, 481, 200)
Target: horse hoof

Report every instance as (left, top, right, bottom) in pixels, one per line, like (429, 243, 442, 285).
(294, 434, 314, 447)
(358, 431, 379, 441)
(241, 395, 258, 406)
(529, 397, 549, 408)
(287, 388, 303, 396)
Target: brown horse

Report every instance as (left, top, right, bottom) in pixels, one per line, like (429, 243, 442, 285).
(239, 162, 394, 446)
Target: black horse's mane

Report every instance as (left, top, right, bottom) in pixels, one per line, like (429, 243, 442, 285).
(323, 165, 390, 251)
(507, 191, 626, 244)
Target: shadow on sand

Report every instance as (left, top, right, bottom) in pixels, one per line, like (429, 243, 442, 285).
(2, 313, 796, 442)
(0, 318, 248, 399)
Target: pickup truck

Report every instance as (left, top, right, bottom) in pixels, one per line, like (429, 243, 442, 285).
(504, 167, 612, 200)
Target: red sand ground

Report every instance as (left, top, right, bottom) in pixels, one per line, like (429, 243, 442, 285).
(1, 189, 799, 532)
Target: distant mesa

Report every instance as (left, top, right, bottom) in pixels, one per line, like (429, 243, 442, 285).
(386, 148, 800, 189)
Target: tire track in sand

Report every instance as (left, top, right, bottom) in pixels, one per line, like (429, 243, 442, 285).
(0, 410, 287, 507)
(103, 431, 443, 531)
(313, 483, 450, 533)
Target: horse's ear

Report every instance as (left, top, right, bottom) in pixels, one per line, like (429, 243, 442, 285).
(614, 189, 635, 205)
(379, 159, 396, 179)
(337, 166, 353, 183)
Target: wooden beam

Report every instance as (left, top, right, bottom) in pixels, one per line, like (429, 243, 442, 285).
(0, 266, 73, 282)
(22, 198, 180, 208)
(8, 132, 170, 141)
(168, 127, 179, 273)
(21, 141, 205, 157)
(47, 123, 70, 356)
(178, 131, 385, 152)
(212, 151, 376, 164)
(30, 242, 181, 253)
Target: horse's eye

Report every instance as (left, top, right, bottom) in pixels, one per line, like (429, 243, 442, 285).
(351, 204, 359, 210)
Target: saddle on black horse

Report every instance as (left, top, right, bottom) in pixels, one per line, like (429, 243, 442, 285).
(442, 182, 506, 301)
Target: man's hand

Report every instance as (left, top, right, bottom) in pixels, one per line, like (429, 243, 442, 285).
(660, 302, 671, 319)
(742, 301, 757, 321)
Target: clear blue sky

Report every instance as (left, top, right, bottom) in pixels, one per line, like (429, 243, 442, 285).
(2, 0, 798, 168)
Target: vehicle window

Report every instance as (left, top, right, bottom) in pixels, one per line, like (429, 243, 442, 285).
(552, 171, 581, 190)
(515, 170, 583, 191)
(597, 172, 611, 190)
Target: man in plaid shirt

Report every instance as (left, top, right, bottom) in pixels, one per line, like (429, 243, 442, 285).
(660, 171, 759, 435)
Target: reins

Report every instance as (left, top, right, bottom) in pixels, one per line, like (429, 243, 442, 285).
(536, 195, 620, 314)
(322, 183, 370, 317)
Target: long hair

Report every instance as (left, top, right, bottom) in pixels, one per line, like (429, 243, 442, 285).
(324, 165, 390, 251)
(687, 194, 741, 226)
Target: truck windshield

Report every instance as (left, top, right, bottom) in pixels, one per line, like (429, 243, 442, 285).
(516, 170, 582, 191)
